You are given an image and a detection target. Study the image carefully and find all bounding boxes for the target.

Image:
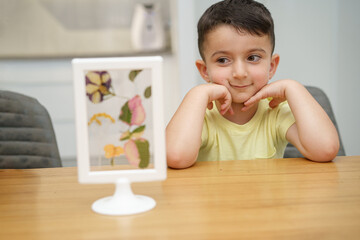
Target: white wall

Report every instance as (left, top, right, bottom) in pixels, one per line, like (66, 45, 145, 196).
(174, 0, 199, 99)
(177, 0, 360, 156)
(266, 0, 338, 101)
(336, 0, 360, 156)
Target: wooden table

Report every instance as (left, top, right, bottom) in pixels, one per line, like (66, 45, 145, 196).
(1, 156, 360, 240)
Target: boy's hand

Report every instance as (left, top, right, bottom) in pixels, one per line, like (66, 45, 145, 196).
(166, 83, 234, 169)
(203, 84, 234, 115)
(242, 80, 289, 111)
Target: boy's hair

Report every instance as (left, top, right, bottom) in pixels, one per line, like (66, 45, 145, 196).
(197, 0, 275, 60)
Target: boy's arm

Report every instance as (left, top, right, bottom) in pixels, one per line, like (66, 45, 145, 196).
(243, 80, 339, 162)
(166, 84, 232, 169)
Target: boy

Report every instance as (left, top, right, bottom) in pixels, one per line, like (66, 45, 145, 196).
(166, 0, 339, 169)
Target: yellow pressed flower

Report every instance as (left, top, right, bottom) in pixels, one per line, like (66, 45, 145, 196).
(88, 113, 115, 126)
(104, 144, 125, 166)
(104, 144, 124, 158)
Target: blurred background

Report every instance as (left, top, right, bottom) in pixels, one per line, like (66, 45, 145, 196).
(1, 0, 359, 166)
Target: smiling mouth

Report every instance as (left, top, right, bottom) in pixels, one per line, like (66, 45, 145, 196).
(230, 83, 252, 89)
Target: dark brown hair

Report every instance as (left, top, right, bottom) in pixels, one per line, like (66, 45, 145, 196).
(197, 0, 275, 59)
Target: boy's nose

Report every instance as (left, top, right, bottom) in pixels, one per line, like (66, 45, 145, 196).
(232, 62, 247, 79)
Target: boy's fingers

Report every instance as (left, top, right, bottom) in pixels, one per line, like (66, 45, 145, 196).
(243, 94, 261, 108)
(219, 91, 232, 114)
(269, 97, 286, 108)
(247, 89, 266, 105)
(228, 106, 234, 115)
(221, 104, 234, 115)
(220, 101, 230, 115)
(242, 89, 269, 111)
(241, 103, 253, 112)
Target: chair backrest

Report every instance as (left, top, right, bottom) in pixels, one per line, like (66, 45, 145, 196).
(0, 90, 62, 168)
(284, 86, 346, 158)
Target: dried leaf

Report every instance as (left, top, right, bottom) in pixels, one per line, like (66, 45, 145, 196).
(144, 86, 152, 98)
(133, 125, 146, 133)
(120, 130, 132, 141)
(135, 139, 150, 168)
(128, 70, 142, 82)
(119, 101, 132, 124)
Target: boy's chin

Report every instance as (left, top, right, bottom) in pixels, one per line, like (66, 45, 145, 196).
(231, 96, 250, 105)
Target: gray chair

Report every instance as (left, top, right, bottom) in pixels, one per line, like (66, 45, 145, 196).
(0, 90, 62, 168)
(284, 86, 345, 158)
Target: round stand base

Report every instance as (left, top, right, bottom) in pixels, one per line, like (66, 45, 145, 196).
(91, 178, 156, 216)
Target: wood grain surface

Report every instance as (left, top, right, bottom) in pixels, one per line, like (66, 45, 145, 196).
(1, 156, 359, 240)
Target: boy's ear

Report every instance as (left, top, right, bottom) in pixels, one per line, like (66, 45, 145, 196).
(269, 54, 280, 79)
(195, 59, 210, 83)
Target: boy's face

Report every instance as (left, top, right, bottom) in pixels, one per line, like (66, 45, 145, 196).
(196, 24, 279, 104)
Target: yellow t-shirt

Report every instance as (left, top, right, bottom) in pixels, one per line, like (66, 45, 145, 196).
(198, 99, 296, 161)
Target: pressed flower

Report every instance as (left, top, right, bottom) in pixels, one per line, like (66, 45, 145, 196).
(104, 144, 124, 159)
(104, 144, 124, 166)
(88, 112, 115, 126)
(124, 138, 150, 168)
(119, 95, 145, 126)
(85, 71, 113, 104)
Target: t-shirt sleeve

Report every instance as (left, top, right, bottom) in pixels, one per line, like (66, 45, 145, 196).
(277, 101, 296, 141)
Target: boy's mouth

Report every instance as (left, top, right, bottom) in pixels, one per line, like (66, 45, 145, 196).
(229, 83, 252, 89)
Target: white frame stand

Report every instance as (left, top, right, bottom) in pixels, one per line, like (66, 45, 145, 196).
(73, 57, 166, 216)
(92, 178, 156, 216)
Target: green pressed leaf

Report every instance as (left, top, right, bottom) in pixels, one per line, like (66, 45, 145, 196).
(144, 86, 152, 98)
(120, 131, 131, 141)
(119, 101, 132, 124)
(120, 135, 131, 141)
(135, 139, 150, 168)
(133, 125, 146, 133)
(128, 70, 142, 82)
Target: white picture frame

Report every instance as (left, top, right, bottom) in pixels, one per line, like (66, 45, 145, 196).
(72, 56, 166, 184)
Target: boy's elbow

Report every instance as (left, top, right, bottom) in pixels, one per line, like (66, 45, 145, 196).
(307, 139, 340, 163)
(166, 149, 197, 169)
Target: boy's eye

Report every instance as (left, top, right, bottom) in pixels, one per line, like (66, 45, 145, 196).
(216, 57, 229, 64)
(247, 55, 261, 62)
